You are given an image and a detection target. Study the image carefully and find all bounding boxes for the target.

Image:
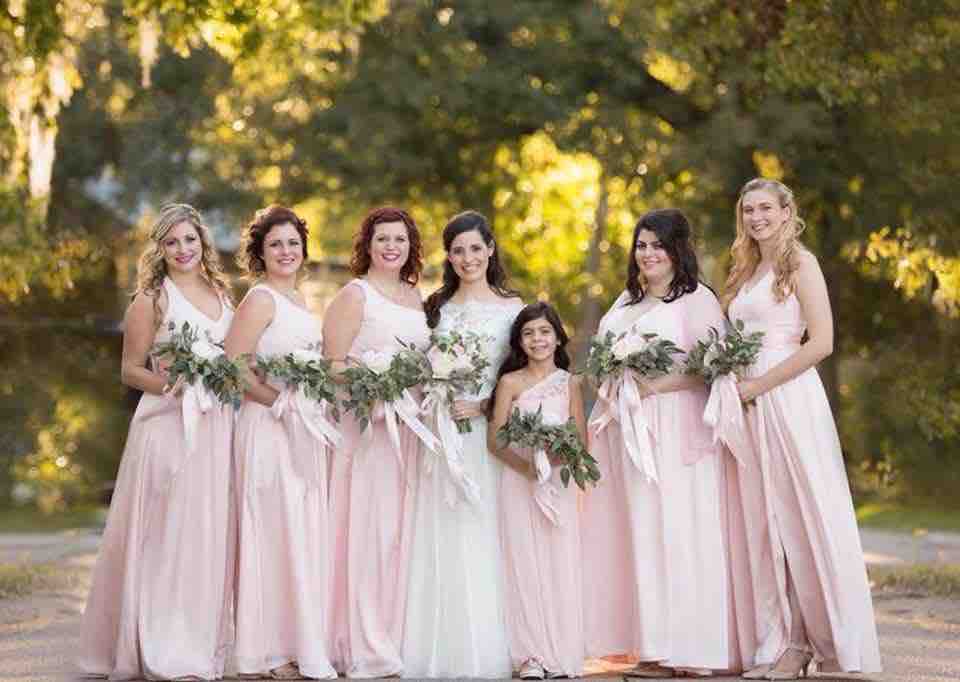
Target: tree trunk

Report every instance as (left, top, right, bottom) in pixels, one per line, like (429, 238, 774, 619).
(573, 166, 609, 362)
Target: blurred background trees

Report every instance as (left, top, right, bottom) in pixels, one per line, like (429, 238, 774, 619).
(2, 0, 958, 511)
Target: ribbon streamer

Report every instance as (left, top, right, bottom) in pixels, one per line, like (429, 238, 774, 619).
(532, 447, 562, 526)
(359, 389, 441, 464)
(420, 387, 482, 508)
(702, 374, 750, 467)
(271, 386, 343, 487)
(590, 370, 659, 483)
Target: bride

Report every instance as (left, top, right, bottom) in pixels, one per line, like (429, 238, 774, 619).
(402, 210, 521, 678)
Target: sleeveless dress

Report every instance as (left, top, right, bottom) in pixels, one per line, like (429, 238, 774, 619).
(328, 279, 431, 678)
(401, 299, 520, 678)
(581, 285, 732, 670)
(500, 368, 584, 677)
(78, 277, 235, 680)
(725, 270, 881, 673)
(233, 284, 336, 679)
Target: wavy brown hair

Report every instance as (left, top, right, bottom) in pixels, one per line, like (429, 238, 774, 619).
(134, 203, 232, 319)
(237, 205, 310, 279)
(722, 178, 808, 311)
(349, 206, 423, 285)
(625, 208, 701, 305)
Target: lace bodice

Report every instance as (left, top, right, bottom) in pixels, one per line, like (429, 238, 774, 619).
(435, 297, 524, 400)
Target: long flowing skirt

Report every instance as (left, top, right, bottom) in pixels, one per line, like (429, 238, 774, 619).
(328, 414, 418, 678)
(582, 392, 731, 670)
(234, 402, 335, 679)
(726, 354, 881, 673)
(402, 416, 512, 678)
(500, 464, 584, 677)
(78, 394, 235, 680)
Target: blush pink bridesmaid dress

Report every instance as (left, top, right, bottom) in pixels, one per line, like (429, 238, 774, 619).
(499, 368, 585, 678)
(725, 269, 881, 674)
(78, 277, 235, 680)
(232, 284, 336, 679)
(327, 279, 430, 678)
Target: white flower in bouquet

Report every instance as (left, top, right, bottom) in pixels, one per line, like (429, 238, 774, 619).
(361, 349, 394, 374)
(291, 348, 323, 364)
(612, 331, 649, 360)
(190, 338, 222, 361)
(703, 344, 721, 368)
(426, 345, 459, 379)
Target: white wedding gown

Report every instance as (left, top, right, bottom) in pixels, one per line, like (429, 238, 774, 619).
(402, 297, 522, 678)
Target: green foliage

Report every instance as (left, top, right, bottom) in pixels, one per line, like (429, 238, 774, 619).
(340, 344, 430, 430)
(497, 405, 600, 490)
(151, 321, 247, 409)
(583, 330, 682, 384)
(0, 562, 78, 600)
(684, 319, 764, 384)
(256, 347, 340, 420)
(424, 330, 491, 433)
(856, 502, 960, 534)
(869, 564, 960, 599)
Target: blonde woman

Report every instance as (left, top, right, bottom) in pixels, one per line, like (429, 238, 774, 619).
(722, 179, 880, 679)
(78, 204, 236, 680)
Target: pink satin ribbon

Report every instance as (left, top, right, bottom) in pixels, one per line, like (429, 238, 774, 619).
(271, 386, 343, 487)
(702, 374, 749, 467)
(590, 370, 658, 483)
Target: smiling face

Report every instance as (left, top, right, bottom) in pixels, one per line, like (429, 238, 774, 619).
(161, 220, 203, 275)
(262, 221, 304, 278)
(448, 229, 494, 284)
(520, 316, 559, 363)
(741, 188, 791, 245)
(368, 220, 410, 274)
(634, 228, 675, 285)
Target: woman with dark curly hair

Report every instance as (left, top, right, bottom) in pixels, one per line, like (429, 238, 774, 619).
(581, 209, 732, 678)
(78, 204, 235, 680)
(224, 205, 337, 679)
(323, 207, 430, 678)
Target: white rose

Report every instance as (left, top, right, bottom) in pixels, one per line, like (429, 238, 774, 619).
(291, 348, 322, 364)
(612, 332, 648, 360)
(427, 347, 457, 379)
(361, 350, 393, 374)
(191, 339, 222, 361)
(452, 352, 474, 372)
(703, 345, 721, 368)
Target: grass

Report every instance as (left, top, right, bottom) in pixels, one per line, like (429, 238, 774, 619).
(869, 563, 960, 599)
(856, 501, 960, 534)
(0, 505, 105, 533)
(0, 562, 76, 600)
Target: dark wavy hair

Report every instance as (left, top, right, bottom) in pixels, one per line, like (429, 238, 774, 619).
(237, 205, 309, 279)
(349, 206, 423, 285)
(487, 301, 571, 417)
(423, 210, 519, 327)
(625, 208, 700, 304)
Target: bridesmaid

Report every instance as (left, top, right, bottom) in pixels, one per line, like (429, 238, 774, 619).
(225, 206, 336, 679)
(403, 211, 518, 678)
(324, 207, 430, 677)
(487, 302, 587, 680)
(723, 178, 880, 679)
(581, 209, 731, 677)
(78, 204, 235, 680)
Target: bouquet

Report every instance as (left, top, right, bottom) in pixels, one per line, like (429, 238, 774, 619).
(584, 328, 682, 384)
(497, 405, 600, 491)
(152, 320, 246, 409)
(340, 342, 431, 430)
(257, 345, 340, 420)
(423, 330, 491, 433)
(684, 319, 764, 384)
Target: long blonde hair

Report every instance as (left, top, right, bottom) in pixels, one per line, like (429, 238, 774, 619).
(722, 178, 808, 311)
(134, 203, 233, 318)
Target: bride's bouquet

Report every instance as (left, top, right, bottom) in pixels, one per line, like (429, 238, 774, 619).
(683, 320, 765, 467)
(257, 344, 342, 451)
(152, 320, 246, 409)
(683, 319, 764, 384)
(582, 328, 681, 484)
(584, 328, 682, 384)
(423, 330, 491, 434)
(497, 405, 600, 491)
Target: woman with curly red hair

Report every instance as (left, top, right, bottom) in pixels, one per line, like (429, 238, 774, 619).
(323, 207, 430, 677)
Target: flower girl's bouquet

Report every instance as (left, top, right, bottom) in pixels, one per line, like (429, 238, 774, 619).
(684, 320, 765, 466)
(341, 343, 439, 456)
(257, 345, 342, 451)
(583, 328, 682, 483)
(147, 320, 247, 454)
(497, 404, 599, 524)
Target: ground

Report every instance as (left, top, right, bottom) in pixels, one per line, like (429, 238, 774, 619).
(0, 530, 957, 681)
